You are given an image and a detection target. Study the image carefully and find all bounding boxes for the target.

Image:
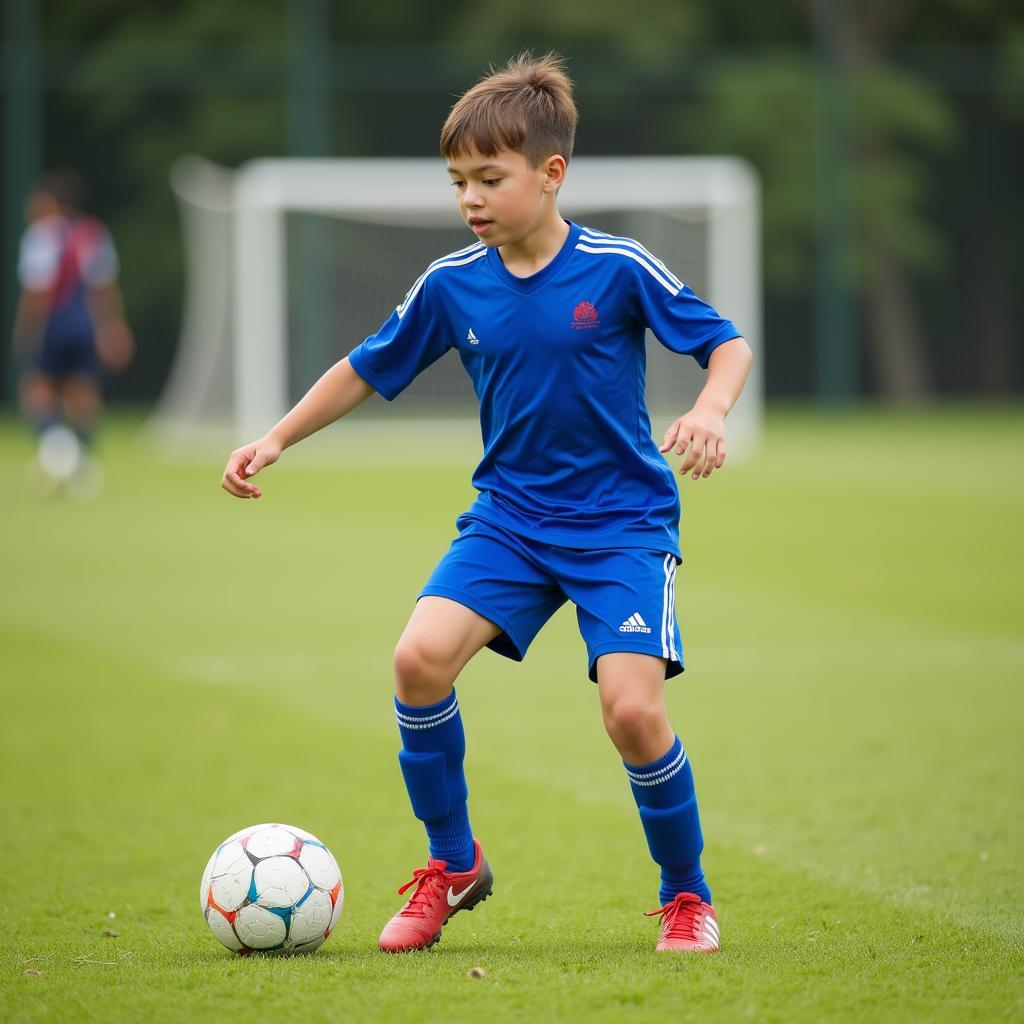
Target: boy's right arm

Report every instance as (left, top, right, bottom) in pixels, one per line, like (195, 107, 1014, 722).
(221, 356, 374, 499)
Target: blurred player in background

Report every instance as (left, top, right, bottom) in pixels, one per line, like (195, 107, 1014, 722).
(11, 169, 134, 496)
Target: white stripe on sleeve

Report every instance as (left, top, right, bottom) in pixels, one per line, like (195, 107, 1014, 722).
(574, 244, 681, 297)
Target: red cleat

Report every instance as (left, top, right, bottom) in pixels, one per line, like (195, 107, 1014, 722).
(378, 840, 493, 953)
(645, 892, 720, 952)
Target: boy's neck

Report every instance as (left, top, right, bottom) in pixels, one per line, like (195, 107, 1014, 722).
(498, 210, 570, 278)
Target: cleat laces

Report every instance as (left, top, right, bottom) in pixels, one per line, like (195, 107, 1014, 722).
(645, 892, 703, 942)
(396, 863, 448, 919)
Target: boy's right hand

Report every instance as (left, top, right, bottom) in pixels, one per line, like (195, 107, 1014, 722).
(221, 436, 282, 499)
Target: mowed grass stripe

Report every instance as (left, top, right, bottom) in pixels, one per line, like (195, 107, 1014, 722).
(1, 623, 1020, 1024)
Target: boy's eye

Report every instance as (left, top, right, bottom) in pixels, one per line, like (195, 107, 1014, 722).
(483, 179, 500, 186)
(450, 180, 465, 189)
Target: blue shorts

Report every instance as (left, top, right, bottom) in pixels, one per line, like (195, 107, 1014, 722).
(420, 515, 684, 682)
(29, 333, 102, 381)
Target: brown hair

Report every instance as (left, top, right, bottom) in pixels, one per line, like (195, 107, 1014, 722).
(440, 51, 577, 168)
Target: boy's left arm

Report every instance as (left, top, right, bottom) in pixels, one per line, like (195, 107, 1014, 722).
(660, 336, 753, 480)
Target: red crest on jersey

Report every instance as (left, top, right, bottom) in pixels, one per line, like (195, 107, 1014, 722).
(571, 301, 600, 328)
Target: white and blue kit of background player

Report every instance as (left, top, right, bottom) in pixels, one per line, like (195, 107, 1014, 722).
(348, 220, 741, 683)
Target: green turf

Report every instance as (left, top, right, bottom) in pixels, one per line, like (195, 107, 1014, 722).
(1, 407, 1022, 1023)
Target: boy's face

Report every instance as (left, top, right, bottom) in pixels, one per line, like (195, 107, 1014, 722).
(446, 147, 563, 248)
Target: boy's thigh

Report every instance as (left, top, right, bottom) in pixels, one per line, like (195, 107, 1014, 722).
(398, 596, 502, 673)
(551, 547, 684, 682)
(420, 518, 566, 664)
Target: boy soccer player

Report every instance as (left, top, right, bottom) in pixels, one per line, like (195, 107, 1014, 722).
(222, 53, 752, 954)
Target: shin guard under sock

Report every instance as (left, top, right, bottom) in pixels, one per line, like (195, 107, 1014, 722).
(625, 736, 712, 906)
(394, 690, 475, 872)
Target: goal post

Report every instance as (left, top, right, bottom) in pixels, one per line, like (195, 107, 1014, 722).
(156, 155, 762, 456)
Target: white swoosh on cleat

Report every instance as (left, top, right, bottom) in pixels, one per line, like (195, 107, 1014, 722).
(447, 884, 474, 907)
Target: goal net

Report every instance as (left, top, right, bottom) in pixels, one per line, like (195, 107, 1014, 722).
(155, 156, 762, 459)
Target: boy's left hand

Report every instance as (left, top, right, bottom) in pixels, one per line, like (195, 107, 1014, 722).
(660, 407, 726, 480)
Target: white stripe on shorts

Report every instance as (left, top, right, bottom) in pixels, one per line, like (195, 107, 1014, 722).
(666, 557, 678, 663)
(661, 554, 673, 659)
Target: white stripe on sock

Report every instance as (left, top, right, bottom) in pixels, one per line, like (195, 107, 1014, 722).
(395, 695, 459, 729)
(624, 745, 688, 786)
(395, 704, 460, 730)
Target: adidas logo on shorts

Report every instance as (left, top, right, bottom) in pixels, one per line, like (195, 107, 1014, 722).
(619, 612, 652, 634)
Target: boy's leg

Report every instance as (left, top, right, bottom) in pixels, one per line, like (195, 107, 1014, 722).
(382, 521, 563, 952)
(392, 595, 500, 870)
(596, 653, 675, 765)
(379, 596, 500, 953)
(597, 653, 718, 951)
(394, 595, 500, 706)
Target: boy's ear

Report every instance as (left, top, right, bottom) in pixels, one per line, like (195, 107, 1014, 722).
(542, 155, 567, 192)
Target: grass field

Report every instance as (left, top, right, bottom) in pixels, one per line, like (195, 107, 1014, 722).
(1, 407, 1022, 1023)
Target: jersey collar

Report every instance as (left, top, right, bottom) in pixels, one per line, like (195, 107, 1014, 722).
(485, 220, 582, 294)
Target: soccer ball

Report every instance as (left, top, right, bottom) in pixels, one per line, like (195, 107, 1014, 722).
(200, 822, 343, 955)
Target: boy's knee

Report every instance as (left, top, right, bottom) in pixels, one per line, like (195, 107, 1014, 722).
(393, 635, 457, 703)
(602, 696, 667, 750)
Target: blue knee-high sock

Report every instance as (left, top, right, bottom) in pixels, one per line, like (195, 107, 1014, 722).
(625, 736, 712, 906)
(394, 690, 475, 873)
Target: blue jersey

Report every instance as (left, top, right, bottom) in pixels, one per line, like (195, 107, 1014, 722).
(348, 221, 741, 556)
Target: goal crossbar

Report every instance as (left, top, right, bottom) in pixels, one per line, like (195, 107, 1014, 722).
(159, 155, 762, 453)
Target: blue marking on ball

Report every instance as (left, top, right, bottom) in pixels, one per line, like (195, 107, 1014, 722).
(266, 905, 293, 928)
(294, 882, 315, 909)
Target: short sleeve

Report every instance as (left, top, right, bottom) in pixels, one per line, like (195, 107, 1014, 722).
(17, 220, 61, 289)
(347, 273, 450, 401)
(627, 251, 741, 369)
